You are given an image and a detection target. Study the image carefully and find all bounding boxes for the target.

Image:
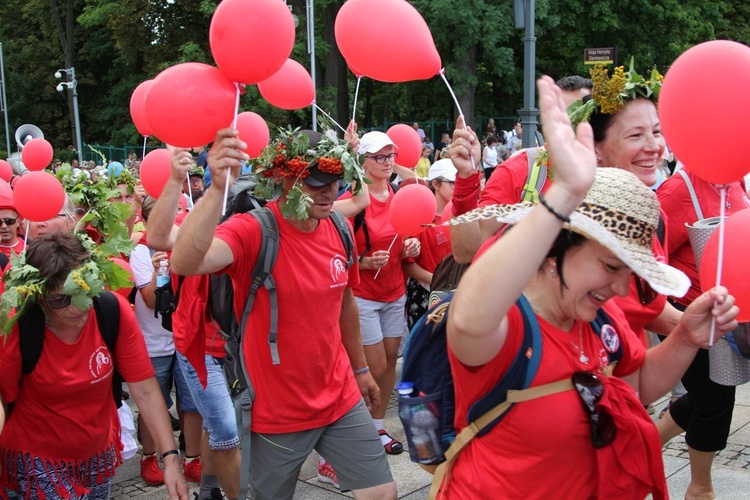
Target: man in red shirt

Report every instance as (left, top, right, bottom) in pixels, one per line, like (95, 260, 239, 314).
(0, 192, 23, 267)
(171, 129, 397, 500)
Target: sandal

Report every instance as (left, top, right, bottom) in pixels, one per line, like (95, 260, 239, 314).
(378, 429, 404, 455)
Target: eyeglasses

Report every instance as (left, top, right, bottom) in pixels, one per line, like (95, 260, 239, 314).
(635, 276, 658, 306)
(366, 153, 399, 164)
(0, 217, 18, 226)
(437, 178, 455, 187)
(572, 371, 617, 449)
(45, 294, 73, 310)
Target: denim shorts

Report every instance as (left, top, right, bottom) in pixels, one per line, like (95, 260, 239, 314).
(150, 354, 175, 409)
(172, 353, 198, 413)
(176, 352, 240, 450)
(355, 295, 408, 346)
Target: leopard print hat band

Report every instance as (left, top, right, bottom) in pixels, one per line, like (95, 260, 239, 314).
(449, 168, 691, 297)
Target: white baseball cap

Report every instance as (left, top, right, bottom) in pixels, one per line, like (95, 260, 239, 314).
(427, 158, 457, 182)
(358, 131, 395, 154)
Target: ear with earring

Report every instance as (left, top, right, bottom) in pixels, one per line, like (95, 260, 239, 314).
(549, 265, 557, 279)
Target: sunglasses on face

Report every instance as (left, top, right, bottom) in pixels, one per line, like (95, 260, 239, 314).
(635, 276, 658, 306)
(572, 371, 617, 449)
(45, 294, 73, 309)
(0, 217, 18, 226)
(366, 152, 399, 164)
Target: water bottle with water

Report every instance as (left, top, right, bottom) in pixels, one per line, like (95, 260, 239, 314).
(156, 259, 170, 288)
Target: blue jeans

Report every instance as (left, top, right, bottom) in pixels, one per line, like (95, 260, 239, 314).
(176, 352, 240, 450)
(150, 354, 175, 409)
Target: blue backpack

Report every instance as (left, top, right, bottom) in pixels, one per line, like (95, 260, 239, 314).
(398, 294, 622, 470)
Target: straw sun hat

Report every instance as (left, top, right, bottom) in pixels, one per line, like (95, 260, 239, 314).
(449, 168, 690, 297)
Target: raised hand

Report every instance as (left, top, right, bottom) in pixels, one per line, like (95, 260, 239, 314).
(170, 148, 193, 182)
(206, 128, 249, 193)
(448, 115, 481, 178)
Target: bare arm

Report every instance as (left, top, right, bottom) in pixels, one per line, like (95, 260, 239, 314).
(339, 287, 380, 412)
(448, 77, 597, 367)
(393, 163, 416, 180)
(147, 149, 193, 251)
(171, 129, 248, 276)
(644, 300, 682, 336)
(129, 377, 190, 499)
(333, 181, 370, 218)
(138, 250, 168, 309)
(403, 261, 432, 284)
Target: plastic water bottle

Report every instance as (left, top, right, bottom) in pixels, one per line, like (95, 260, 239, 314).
(397, 382, 414, 398)
(156, 259, 170, 288)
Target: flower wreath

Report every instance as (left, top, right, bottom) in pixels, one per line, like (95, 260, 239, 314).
(0, 233, 134, 334)
(254, 127, 367, 220)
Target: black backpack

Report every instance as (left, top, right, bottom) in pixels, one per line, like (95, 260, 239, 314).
(0, 252, 9, 272)
(18, 291, 123, 408)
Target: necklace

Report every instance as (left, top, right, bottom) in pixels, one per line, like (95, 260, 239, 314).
(570, 322, 589, 364)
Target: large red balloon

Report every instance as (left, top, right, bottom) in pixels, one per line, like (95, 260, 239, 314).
(699, 209, 750, 321)
(0, 160, 12, 182)
(210, 0, 295, 85)
(387, 124, 422, 168)
(130, 80, 154, 137)
(335, 0, 441, 83)
(140, 149, 173, 198)
(235, 112, 270, 158)
(388, 183, 436, 236)
(145, 63, 236, 148)
(660, 41, 750, 184)
(13, 172, 65, 222)
(0, 179, 12, 200)
(21, 138, 54, 171)
(258, 59, 315, 111)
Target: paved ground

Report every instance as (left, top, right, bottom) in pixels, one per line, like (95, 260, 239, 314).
(113, 369, 750, 499)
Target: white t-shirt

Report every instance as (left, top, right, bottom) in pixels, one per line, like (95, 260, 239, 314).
(130, 243, 175, 357)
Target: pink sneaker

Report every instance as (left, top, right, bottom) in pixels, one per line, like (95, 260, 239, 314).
(317, 461, 340, 489)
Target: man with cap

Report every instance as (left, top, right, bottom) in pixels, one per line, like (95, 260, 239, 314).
(170, 128, 397, 500)
(0, 190, 22, 271)
(183, 166, 205, 210)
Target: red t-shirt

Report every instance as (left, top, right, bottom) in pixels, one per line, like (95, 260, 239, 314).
(479, 150, 551, 207)
(215, 201, 362, 433)
(444, 302, 665, 499)
(340, 188, 407, 302)
(0, 294, 153, 490)
(657, 171, 750, 306)
(414, 215, 452, 275)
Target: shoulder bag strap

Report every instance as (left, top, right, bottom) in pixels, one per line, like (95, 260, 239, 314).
(677, 169, 704, 221)
(93, 291, 123, 407)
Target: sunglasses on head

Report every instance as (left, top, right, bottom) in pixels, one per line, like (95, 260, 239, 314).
(0, 217, 18, 226)
(635, 276, 658, 306)
(572, 371, 617, 449)
(45, 294, 73, 310)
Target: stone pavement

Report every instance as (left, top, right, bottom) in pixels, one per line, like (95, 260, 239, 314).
(113, 371, 750, 499)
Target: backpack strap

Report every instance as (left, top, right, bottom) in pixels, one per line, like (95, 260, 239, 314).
(19, 300, 46, 375)
(93, 291, 123, 408)
(0, 252, 9, 271)
(329, 209, 355, 269)
(520, 148, 547, 202)
(590, 307, 623, 368)
(677, 169, 704, 221)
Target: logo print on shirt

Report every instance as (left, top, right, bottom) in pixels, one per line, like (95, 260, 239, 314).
(89, 346, 113, 383)
(600, 324, 621, 353)
(329, 254, 348, 287)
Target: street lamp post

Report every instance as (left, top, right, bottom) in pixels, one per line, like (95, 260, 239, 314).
(306, 0, 316, 132)
(55, 67, 83, 165)
(514, 0, 540, 149)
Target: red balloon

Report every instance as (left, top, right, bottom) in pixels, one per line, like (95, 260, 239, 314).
(140, 149, 173, 198)
(130, 80, 154, 137)
(21, 138, 54, 171)
(0, 179, 12, 200)
(440, 201, 453, 241)
(258, 59, 315, 111)
(235, 112, 270, 158)
(110, 257, 135, 298)
(0, 160, 12, 182)
(388, 183, 436, 235)
(699, 209, 750, 322)
(210, 0, 295, 85)
(387, 124, 422, 168)
(335, 0, 441, 83)
(13, 172, 65, 222)
(660, 41, 750, 184)
(145, 63, 236, 148)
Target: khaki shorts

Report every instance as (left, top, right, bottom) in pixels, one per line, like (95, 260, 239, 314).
(249, 399, 394, 499)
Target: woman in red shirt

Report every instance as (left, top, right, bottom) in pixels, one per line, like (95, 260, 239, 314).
(0, 233, 189, 499)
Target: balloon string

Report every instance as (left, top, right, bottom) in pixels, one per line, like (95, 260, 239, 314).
(439, 69, 476, 171)
(352, 76, 362, 125)
(313, 103, 346, 133)
(186, 172, 192, 210)
(23, 223, 29, 252)
(222, 83, 242, 216)
(709, 185, 728, 346)
(373, 234, 399, 280)
(141, 136, 147, 163)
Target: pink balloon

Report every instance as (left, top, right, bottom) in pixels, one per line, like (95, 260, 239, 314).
(21, 138, 54, 171)
(335, 0, 441, 83)
(699, 209, 750, 322)
(387, 124, 422, 168)
(110, 257, 135, 298)
(660, 41, 750, 184)
(235, 112, 270, 158)
(0, 160, 12, 182)
(13, 172, 65, 221)
(145, 63, 236, 148)
(130, 80, 154, 137)
(140, 149, 173, 198)
(388, 183, 437, 236)
(210, 0, 295, 85)
(258, 59, 315, 111)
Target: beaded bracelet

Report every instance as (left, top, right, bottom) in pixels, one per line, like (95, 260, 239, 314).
(161, 449, 180, 460)
(538, 193, 571, 224)
(353, 366, 370, 375)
